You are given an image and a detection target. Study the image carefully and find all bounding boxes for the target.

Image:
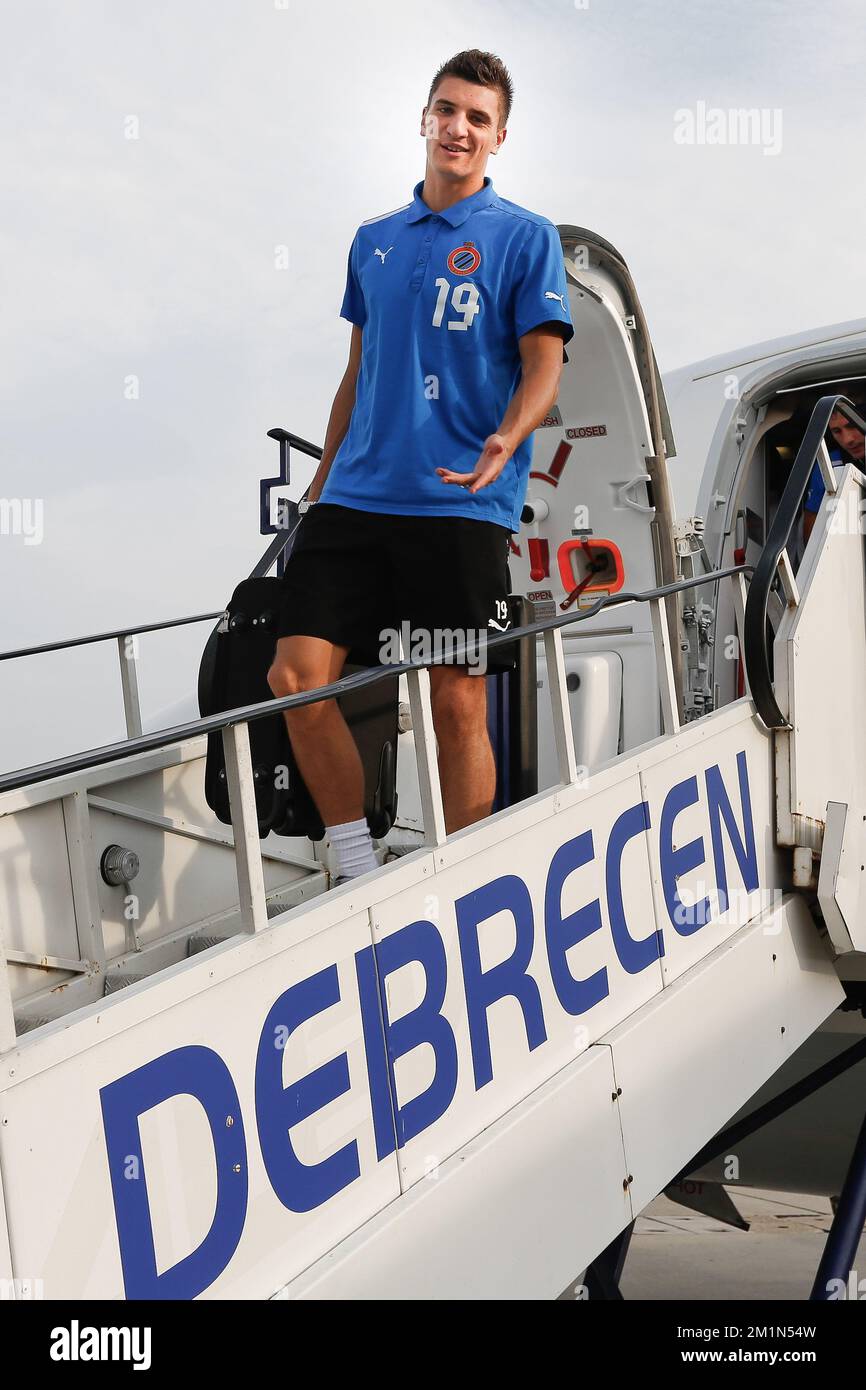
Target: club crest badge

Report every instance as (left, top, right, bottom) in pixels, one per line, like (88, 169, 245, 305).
(447, 241, 482, 275)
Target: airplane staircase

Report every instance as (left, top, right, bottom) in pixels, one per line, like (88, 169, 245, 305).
(0, 402, 862, 1299)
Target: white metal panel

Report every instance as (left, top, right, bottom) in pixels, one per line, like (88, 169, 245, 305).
(536, 650, 622, 789)
(542, 628, 579, 785)
(101, 756, 315, 866)
(278, 894, 842, 1300)
(636, 712, 778, 984)
(0, 737, 209, 817)
(370, 771, 663, 1191)
(0, 1137, 13, 1291)
(604, 892, 843, 1215)
(817, 800, 866, 955)
(61, 789, 105, 970)
(405, 667, 446, 846)
(0, 908, 401, 1299)
(0, 691, 840, 1299)
(510, 263, 661, 611)
(774, 467, 866, 844)
(221, 722, 268, 932)
(0, 799, 83, 999)
(277, 1045, 628, 1301)
(87, 804, 312, 960)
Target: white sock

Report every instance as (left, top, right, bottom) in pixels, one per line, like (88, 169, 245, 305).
(327, 817, 378, 879)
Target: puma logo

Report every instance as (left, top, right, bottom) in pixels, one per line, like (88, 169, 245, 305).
(487, 618, 512, 632)
(374, 246, 394, 263)
(545, 291, 567, 309)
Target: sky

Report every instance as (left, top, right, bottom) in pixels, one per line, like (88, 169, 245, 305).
(2, 0, 865, 771)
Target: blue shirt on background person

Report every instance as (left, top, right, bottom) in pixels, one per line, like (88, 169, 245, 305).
(319, 175, 575, 532)
(803, 446, 846, 514)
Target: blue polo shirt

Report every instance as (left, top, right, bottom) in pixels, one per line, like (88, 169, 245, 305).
(319, 175, 574, 531)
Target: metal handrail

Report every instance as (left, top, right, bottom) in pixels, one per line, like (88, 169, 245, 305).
(265, 428, 323, 462)
(743, 395, 866, 729)
(0, 564, 751, 798)
(0, 610, 225, 664)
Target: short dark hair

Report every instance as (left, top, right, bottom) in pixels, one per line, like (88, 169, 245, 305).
(427, 49, 514, 130)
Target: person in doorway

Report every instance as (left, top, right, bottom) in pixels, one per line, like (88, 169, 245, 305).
(802, 396, 866, 545)
(268, 48, 574, 881)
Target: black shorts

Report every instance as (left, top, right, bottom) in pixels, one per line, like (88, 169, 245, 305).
(275, 503, 512, 665)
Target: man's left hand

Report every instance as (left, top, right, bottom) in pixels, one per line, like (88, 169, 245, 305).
(435, 434, 511, 494)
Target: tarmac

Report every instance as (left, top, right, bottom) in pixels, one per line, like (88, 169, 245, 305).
(562, 1188, 866, 1300)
